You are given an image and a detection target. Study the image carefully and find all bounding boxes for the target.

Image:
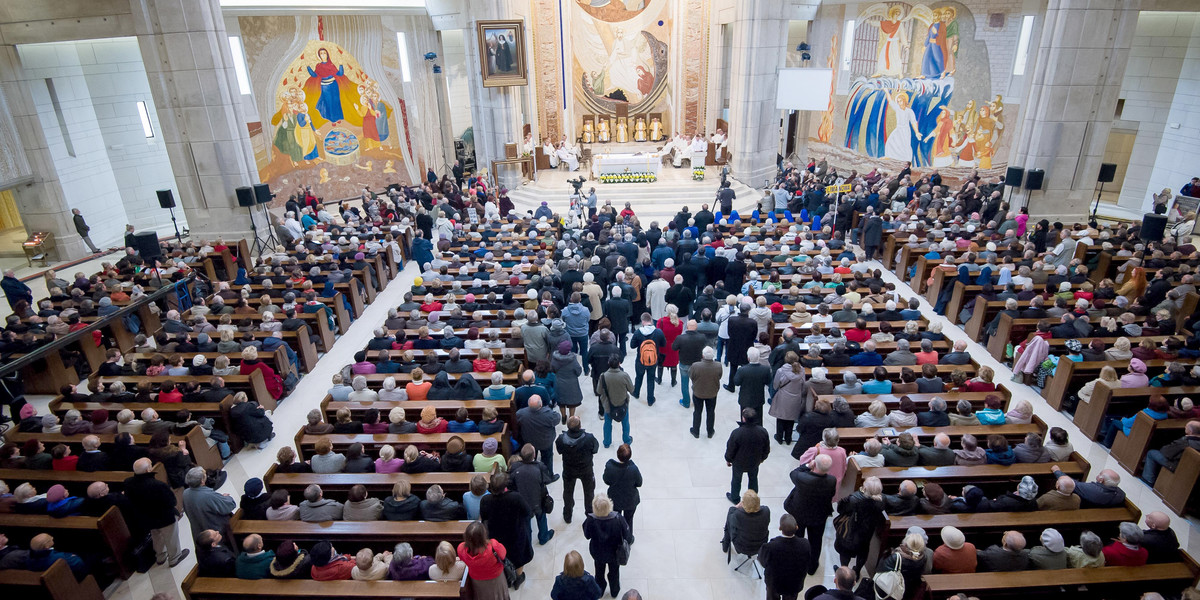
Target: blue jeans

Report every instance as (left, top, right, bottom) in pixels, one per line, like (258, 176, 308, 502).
(1142, 449, 1170, 485)
(538, 444, 555, 476)
(603, 411, 632, 447)
(716, 338, 727, 364)
(1100, 417, 1122, 448)
(535, 512, 552, 544)
(633, 363, 656, 405)
(572, 336, 590, 374)
(679, 363, 692, 407)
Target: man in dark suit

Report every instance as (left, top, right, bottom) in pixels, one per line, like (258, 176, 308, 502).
(758, 514, 812, 600)
(782, 454, 836, 575)
(76, 436, 110, 472)
(724, 408, 771, 504)
(724, 305, 759, 392)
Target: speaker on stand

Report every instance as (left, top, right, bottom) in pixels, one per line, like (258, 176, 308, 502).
(156, 189, 183, 246)
(1090, 163, 1117, 227)
(1004, 166, 1024, 206)
(1141, 213, 1168, 243)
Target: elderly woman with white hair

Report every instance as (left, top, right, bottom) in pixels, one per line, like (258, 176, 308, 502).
(835, 475, 889, 571)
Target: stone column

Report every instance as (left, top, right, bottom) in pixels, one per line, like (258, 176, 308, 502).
(726, 0, 789, 188)
(0, 46, 105, 261)
(462, 4, 520, 190)
(1007, 0, 1140, 221)
(130, 0, 263, 242)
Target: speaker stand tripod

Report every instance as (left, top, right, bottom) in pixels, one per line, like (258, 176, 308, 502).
(167, 205, 182, 245)
(248, 204, 279, 260)
(1089, 182, 1105, 228)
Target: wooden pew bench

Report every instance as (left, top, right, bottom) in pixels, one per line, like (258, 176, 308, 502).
(0, 558, 105, 600)
(230, 512, 468, 555)
(0, 507, 133, 578)
(87, 370, 275, 412)
(846, 454, 1090, 499)
(3, 426, 222, 472)
(1111, 412, 1192, 476)
(919, 561, 1198, 600)
(182, 570, 463, 600)
(832, 422, 1042, 453)
(294, 428, 509, 461)
(322, 398, 514, 423)
(1075, 383, 1200, 441)
(263, 466, 484, 500)
(885, 500, 1140, 549)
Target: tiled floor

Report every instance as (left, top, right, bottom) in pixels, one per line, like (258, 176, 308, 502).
(20, 249, 1198, 599)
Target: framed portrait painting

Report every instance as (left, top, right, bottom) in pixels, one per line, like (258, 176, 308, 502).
(477, 20, 528, 87)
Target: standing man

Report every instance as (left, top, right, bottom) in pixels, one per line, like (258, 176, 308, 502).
(556, 416, 599, 524)
(586, 187, 599, 220)
(516, 395, 562, 478)
(0, 270, 31, 311)
(758, 515, 813, 600)
(452, 160, 464, 187)
(672, 320, 709, 408)
(72, 208, 100, 254)
(725, 304, 758, 392)
(603, 287, 633, 355)
(689, 347, 724, 439)
(124, 457, 191, 564)
(734, 347, 772, 420)
(718, 181, 736, 216)
(563, 292, 592, 374)
(783, 454, 836, 575)
(629, 313, 665, 406)
(725, 408, 770, 503)
(182, 467, 236, 547)
(860, 208, 884, 260)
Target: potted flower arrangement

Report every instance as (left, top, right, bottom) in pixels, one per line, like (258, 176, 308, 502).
(692, 166, 705, 181)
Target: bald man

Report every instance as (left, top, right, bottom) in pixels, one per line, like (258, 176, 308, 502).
(123, 457, 190, 565)
(1141, 511, 1180, 563)
(783, 454, 836, 575)
(515, 394, 562, 477)
(1036, 476, 1081, 511)
(1140, 420, 1200, 486)
(977, 530, 1030, 572)
(1051, 464, 1126, 508)
(28, 533, 87, 579)
(79, 480, 131, 520)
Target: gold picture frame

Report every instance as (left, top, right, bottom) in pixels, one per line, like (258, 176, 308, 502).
(477, 20, 528, 88)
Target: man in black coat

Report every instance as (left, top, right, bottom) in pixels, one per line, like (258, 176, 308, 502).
(724, 304, 758, 392)
(782, 455, 836, 575)
(758, 514, 814, 600)
(725, 408, 771, 504)
(196, 529, 236, 577)
(124, 457, 190, 566)
(672, 321, 709, 408)
(555, 416, 600, 524)
(230, 396, 274, 446)
(0, 270, 32, 312)
(860, 211, 883, 259)
(810, 566, 861, 600)
(602, 286, 633, 350)
(733, 348, 772, 419)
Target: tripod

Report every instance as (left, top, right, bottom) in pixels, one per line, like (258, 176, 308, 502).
(248, 204, 279, 260)
(1089, 181, 1106, 228)
(167, 205, 182, 245)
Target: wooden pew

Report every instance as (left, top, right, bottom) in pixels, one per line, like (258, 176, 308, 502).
(87, 370, 275, 413)
(263, 466, 484, 500)
(3, 426, 222, 472)
(845, 453, 1090, 500)
(1074, 383, 1200, 441)
(322, 397, 514, 423)
(123, 346, 294, 381)
(1111, 412, 1191, 476)
(919, 560, 1198, 600)
(0, 558, 105, 600)
(0, 463, 168, 496)
(182, 570, 463, 600)
(230, 511, 468, 554)
(1042, 359, 1188, 412)
(188, 307, 335, 352)
(0, 506, 133, 578)
(830, 422, 1041, 453)
(1154, 446, 1200, 517)
(885, 499, 1139, 549)
(817, 389, 1011, 414)
(294, 428, 509, 460)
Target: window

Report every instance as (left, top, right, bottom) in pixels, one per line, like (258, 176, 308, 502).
(136, 101, 154, 138)
(228, 36, 252, 95)
(1013, 15, 1035, 76)
(841, 20, 855, 71)
(396, 32, 412, 83)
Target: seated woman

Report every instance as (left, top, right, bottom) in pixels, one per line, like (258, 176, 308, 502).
(948, 399, 979, 426)
(416, 405, 449, 434)
(310, 437, 346, 473)
(405, 368, 432, 400)
(347, 375, 378, 402)
(915, 363, 945, 393)
(720, 489, 771, 562)
(975, 395, 1007, 425)
(361, 408, 388, 434)
(400, 444, 441, 473)
(388, 407, 417, 434)
(1100, 394, 1169, 448)
(984, 434, 1016, 465)
(862, 366, 893, 394)
(382, 479, 421, 521)
(332, 407, 363, 434)
(855, 400, 889, 427)
(1006, 398, 1034, 424)
(886, 397, 918, 428)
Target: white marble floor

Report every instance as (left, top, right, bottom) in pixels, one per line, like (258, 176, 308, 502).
(20, 250, 1198, 600)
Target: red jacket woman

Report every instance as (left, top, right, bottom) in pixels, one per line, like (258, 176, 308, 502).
(239, 347, 284, 399)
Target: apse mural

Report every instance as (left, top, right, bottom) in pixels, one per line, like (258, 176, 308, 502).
(240, 15, 416, 199)
(810, 1, 1011, 176)
(570, 0, 672, 119)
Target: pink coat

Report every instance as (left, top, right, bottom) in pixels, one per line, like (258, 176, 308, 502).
(797, 444, 848, 495)
(1012, 335, 1048, 375)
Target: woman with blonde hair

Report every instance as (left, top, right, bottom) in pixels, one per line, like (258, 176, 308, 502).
(875, 532, 929, 599)
(961, 365, 996, 392)
(656, 304, 684, 387)
(1106, 337, 1133, 361)
(720, 489, 771, 565)
(835, 476, 887, 571)
(406, 368, 431, 400)
(550, 549, 603, 600)
(382, 478, 420, 521)
(855, 399, 889, 427)
(582, 493, 633, 598)
(428, 540, 466, 582)
(1078, 365, 1120, 404)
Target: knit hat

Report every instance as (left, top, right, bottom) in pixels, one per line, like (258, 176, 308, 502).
(940, 526, 965, 550)
(558, 340, 573, 355)
(46, 484, 68, 503)
(244, 477, 264, 498)
(90, 409, 109, 425)
(1129, 358, 1147, 374)
(1016, 475, 1039, 500)
(483, 438, 499, 454)
(309, 541, 333, 566)
(1040, 528, 1065, 553)
(906, 526, 928, 545)
(275, 540, 298, 563)
(19, 404, 36, 420)
(1065, 339, 1082, 353)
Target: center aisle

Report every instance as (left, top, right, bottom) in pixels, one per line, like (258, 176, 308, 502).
(130, 253, 1198, 600)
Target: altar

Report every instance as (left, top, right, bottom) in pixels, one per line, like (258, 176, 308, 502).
(591, 152, 662, 178)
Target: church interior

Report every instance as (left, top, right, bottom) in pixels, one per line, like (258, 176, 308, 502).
(0, 0, 1199, 599)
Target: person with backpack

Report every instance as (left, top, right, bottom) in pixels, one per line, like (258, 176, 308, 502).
(628, 313, 666, 406)
(596, 356, 634, 449)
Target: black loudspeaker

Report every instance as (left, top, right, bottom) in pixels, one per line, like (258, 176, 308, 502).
(235, 186, 256, 207)
(1025, 169, 1044, 191)
(1098, 163, 1117, 183)
(132, 231, 161, 259)
(1005, 166, 1024, 187)
(253, 183, 273, 205)
(156, 189, 175, 209)
(1141, 213, 1168, 243)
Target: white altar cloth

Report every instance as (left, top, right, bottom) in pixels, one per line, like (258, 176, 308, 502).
(591, 152, 662, 177)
